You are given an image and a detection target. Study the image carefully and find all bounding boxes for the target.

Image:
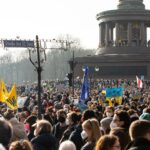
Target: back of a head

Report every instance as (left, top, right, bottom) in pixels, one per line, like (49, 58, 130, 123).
(35, 119, 52, 135)
(0, 120, 12, 148)
(129, 120, 150, 140)
(59, 140, 76, 150)
(82, 109, 95, 121)
(68, 112, 79, 124)
(110, 127, 130, 149)
(0, 144, 6, 150)
(95, 135, 119, 150)
(9, 140, 33, 150)
(115, 110, 131, 129)
(139, 113, 150, 121)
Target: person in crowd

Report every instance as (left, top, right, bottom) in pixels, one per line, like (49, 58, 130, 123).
(3, 109, 28, 142)
(0, 119, 13, 150)
(127, 109, 139, 123)
(81, 118, 101, 150)
(100, 106, 114, 134)
(139, 112, 150, 121)
(59, 140, 76, 150)
(24, 115, 37, 141)
(18, 112, 28, 123)
(43, 106, 55, 125)
(60, 112, 79, 143)
(104, 106, 114, 118)
(52, 109, 68, 143)
(82, 109, 96, 122)
(0, 144, 6, 150)
(31, 106, 38, 116)
(95, 135, 121, 150)
(143, 107, 150, 113)
(110, 110, 131, 131)
(125, 120, 150, 150)
(69, 113, 84, 150)
(100, 117, 112, 135)
(31, 119, 57, 150)
(110, 127, 130, 150)
(9, 140, 33, 150)
(61, 94, 70, 105)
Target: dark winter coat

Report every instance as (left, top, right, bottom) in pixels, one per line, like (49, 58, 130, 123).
(81, 141, 95, 150)
(125, 138, 150, 150)
(69, 125, 84, 150)
(31, 133, 57, 150)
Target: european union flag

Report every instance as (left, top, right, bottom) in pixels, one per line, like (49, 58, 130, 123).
(80, 66, 89, 101)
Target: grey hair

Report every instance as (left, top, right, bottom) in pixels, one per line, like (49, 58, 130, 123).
(0, 144, 6, 150)
(59, 140, 76, 150)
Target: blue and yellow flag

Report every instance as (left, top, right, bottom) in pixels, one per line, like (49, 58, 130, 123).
(106, 88, 123, 106)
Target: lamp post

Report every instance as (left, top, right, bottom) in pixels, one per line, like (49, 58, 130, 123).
(29, 36, 72, 119)
(29, 35, 46, 119)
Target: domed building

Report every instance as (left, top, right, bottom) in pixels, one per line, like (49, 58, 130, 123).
(73, 0, 150, 79)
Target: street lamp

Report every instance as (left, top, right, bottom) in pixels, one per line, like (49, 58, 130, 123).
(28, 35, 46, 119)
(29, 36, 72, 119)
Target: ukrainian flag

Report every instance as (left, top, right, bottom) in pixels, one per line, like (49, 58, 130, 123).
(106, 88, 123, 106)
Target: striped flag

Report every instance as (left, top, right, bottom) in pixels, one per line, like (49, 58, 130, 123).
(136, 76, 143, 88)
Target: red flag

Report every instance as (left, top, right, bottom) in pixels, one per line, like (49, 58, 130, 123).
(136, 76, 143, 88)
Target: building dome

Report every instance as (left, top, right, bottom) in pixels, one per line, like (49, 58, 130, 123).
(118, 0, 145, 10)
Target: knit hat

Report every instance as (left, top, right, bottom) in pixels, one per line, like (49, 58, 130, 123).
(139, 113, 150, 121)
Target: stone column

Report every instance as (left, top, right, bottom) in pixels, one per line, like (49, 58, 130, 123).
(140, 22, 145, 46)
(105, 23, 109, 46)
(99, 23, 103, 47)
(115, 22, 119, 46)
(110, 27, 114, 41)
(127, 22, 132, 46)
(145, 27, 147, 46)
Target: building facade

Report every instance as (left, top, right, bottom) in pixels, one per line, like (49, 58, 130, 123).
(73, 0, 150, 79)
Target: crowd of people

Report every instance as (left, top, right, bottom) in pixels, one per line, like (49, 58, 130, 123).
(0, 79, 150, 150)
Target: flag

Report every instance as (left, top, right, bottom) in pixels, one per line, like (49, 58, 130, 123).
(1, 80, 9, 96)
(106, 88, 123, 105)
(77, 101, 88, 112)
(136, 76, 143, 88)
(4, 84, 18, 110)
(80, 66, 89, 101)
(0, 82, 5, 102)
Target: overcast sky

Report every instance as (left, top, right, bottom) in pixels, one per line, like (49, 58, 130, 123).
(0, 0, 150, 49)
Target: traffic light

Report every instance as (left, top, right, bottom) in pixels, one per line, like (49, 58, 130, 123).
(66, 73, 73, 87)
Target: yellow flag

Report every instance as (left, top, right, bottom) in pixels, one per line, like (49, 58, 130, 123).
(4, 84, 18, 110)
(1, 80, 9, 97)
(0, 81, 6, 102)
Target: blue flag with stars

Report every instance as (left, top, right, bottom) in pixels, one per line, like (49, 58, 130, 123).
(80, 66, 89, 101)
